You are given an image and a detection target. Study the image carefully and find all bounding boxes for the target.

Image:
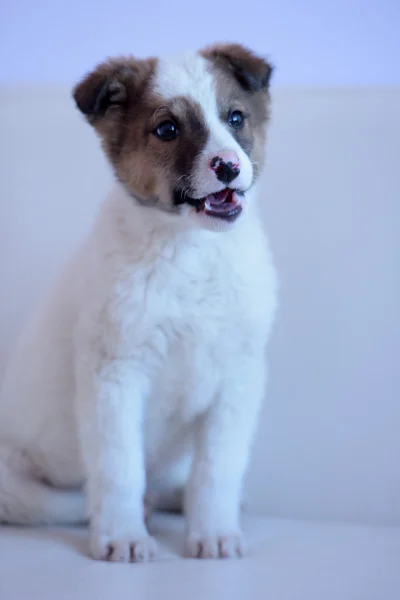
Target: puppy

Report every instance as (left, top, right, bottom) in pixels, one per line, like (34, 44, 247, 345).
(0, 43, 278, 562)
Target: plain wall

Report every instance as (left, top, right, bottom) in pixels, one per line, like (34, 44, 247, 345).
(1, 0, 400, 86)
(0, 86, 399, 526)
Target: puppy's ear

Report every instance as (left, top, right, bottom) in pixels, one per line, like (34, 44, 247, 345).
(73, 58, 150, 122)
(202, 44, 273, 92)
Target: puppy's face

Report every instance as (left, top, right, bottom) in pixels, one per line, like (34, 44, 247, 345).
(74, 44, 273, 231)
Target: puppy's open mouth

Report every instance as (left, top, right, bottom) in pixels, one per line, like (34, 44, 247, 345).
(173, 188, 244, 222)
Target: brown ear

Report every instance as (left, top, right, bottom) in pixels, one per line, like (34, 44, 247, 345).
(202, 43, 273, 92)
(73, 59, 138, 120)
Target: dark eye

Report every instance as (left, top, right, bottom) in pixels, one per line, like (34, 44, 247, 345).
(228, 110, 245, 130)
(154, 120, 179, 141)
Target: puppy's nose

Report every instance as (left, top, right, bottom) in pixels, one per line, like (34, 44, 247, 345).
(210, 152, 240, 185)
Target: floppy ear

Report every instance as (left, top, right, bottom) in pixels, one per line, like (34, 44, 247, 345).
(73, 59, 137, 121)
(203, 43, 273, 92)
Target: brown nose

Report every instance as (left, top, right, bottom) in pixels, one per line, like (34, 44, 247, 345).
(210, 155, 240, 185)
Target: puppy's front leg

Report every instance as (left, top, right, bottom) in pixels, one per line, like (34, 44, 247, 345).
(185, 359, 265, 559)
(76, 359, 156, 562)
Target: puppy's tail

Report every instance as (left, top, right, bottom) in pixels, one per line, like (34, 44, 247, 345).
(0, 445, 86, 525)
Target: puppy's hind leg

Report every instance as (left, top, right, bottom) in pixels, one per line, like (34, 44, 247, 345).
(0, 444, 86, 526)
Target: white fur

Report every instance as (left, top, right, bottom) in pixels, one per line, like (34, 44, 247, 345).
(0, 55, 277, 562)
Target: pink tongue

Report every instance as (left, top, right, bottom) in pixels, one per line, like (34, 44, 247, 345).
(207, 189, 231, 206)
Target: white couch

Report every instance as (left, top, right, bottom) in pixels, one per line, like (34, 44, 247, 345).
(0, 86, 399, 599)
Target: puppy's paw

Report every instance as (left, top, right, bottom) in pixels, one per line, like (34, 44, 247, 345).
(91, 534, 157, 563)
(185, 533, 245, 559)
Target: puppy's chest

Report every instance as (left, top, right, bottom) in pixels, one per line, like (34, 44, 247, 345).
(117, 233, 270, 374)
(134, 237, 268, 426)
(145, 243, 253, 335)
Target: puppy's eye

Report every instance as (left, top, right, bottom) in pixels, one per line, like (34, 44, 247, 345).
(228, 110, 245, 130)
(154, 120, 179, 141)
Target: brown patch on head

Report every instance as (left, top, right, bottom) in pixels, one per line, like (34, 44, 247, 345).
(201, 43, 273, 180)
(74, 56, 159, 200)
(202, 43, 273, 92)
(73, 58, 210, 212)
(134, 95, 209, 201)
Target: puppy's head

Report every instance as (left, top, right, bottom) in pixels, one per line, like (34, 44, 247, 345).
(73, 44, 273, 231)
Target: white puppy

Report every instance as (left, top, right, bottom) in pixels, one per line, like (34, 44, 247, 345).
(0, 43, 278, 562)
